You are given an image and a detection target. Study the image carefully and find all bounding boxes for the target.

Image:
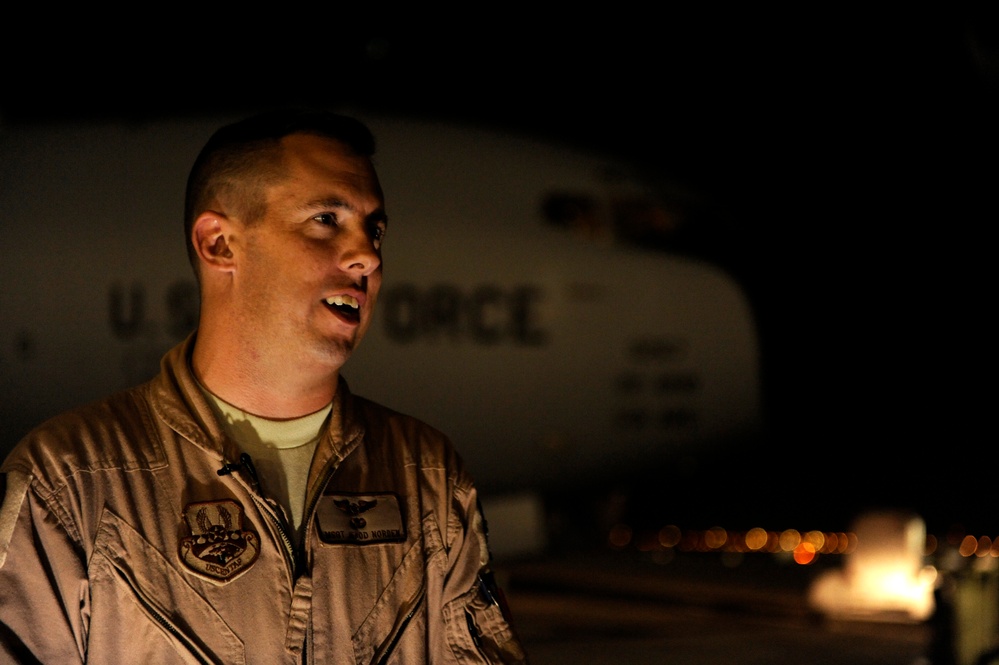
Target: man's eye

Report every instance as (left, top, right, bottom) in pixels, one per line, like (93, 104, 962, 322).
(313, 213, 337, 227)
(372, 226, 386, 249)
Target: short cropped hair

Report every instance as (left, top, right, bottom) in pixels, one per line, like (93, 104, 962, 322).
(183, 108, 377, 275)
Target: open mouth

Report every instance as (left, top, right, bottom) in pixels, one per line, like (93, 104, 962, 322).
(325, 294, 361, 323)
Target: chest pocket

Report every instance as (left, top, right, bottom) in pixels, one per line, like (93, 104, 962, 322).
(90, 509, 245, 665)
(443, 577, 528, 665)
(349, 535, 428, 665)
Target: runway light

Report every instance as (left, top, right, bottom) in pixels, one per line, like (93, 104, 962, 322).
(704, 527, 727, 550)
(803, 530, 826, 552)
(658, 524, 681, 548)
(744, 527, 768, 551)
(959, 535, 978, 557)
(794, 542, 817, 565)
(778, 529, 801, 552)
(608, 523, 632, 549)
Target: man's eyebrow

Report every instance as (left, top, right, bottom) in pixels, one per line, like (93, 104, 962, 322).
(302, 196, 350, 213)
(301, 197, 387, 225)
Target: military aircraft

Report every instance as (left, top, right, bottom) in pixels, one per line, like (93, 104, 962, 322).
(0, 110, 762, 556)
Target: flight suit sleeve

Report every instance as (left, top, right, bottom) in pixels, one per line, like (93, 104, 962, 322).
(0, 470, 89, 664)
(440, 480, 529, 664)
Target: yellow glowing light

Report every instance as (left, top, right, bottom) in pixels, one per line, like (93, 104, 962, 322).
(744, 527, 768, 551)
(704, 527, 727, 550)
(608, 523, 632, 549)
(803, 530, 826, 551)
(779, 529, 801, 552)
(658, 524, 681, 548)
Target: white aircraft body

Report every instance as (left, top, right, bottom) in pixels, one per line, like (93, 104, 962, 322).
(0, 112, 762, 542)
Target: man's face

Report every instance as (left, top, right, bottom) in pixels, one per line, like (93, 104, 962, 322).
(232, 133, 387, 374)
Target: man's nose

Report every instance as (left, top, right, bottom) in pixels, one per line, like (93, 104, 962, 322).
(338, 226, 381, 276)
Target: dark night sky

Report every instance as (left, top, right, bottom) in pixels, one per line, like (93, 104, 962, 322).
(3, 13, 996, 532)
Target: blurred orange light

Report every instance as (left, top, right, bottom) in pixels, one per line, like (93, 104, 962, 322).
(779, 529, 801, 552)
(608, 523, 632, 549)
(704, 527, 727, 550)
(804, 530, 826, 551)
(794, 542, 817, 565)
(658, 524, 681, 548)
(745, 527, 768, 551)
(959, 535, 978, 557)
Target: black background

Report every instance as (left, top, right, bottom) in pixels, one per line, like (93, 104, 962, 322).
(3, 12, 996, 533)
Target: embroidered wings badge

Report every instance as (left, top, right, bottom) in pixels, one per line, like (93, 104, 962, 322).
(317, 493, 406, 545)
(333, 498, 377, 529)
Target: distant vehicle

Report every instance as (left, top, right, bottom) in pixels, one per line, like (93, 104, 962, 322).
(808, 509, 937, 622)
(0, 111, 762, 555)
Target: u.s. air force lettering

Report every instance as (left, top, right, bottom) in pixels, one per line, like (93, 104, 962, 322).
(179, 499, 260, 582)
(316, 492, 406, 544)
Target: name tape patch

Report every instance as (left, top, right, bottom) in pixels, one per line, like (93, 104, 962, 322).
(316, 492, 406, 545)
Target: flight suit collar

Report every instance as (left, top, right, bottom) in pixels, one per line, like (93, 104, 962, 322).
(150, 332, 242, 465)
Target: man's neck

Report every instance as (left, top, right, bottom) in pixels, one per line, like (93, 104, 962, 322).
(192, 335, 338, 419)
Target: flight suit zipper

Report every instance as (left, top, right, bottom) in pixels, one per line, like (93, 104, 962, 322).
(251, 493, 297, 577)
(112, 565, 215, 665)
(220, 452, 298, 578)
(300, 463, 335, 545)
(295, 449, 344, 571)
(373, 579, 427, 665)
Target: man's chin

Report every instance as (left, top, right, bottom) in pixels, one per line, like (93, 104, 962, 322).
(311, 338, 355, 372)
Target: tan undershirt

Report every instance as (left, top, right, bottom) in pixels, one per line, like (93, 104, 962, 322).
(200, 388, 330, 549)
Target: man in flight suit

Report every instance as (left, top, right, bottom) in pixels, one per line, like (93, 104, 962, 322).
(0, 109, 528, 664)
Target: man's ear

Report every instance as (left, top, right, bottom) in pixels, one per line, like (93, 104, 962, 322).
(192, 211, 235, 273)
